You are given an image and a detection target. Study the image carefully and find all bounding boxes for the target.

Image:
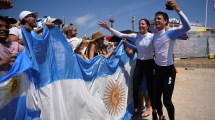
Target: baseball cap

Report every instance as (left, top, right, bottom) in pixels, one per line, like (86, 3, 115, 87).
(49, 18, 62, 25)
(19, 11, 38, 21)
(8, 17, 17, 24)
(62, 24, 74, 34)
(0, 15, 17, 24)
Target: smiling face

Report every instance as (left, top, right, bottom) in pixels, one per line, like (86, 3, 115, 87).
(138, 19, 150, 35)
(154, 12, 169, 31)
(0, 19, 9, 42)
(68, 26, 78, 37)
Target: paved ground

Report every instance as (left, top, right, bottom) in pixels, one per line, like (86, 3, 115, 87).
(144, 67, 215, 120)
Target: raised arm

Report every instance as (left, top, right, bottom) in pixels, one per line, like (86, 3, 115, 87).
(101, 46, 116, 59)
(0, 0, 13, 9)
(99, 21, 136, 42)
(87, 43, 96, 60)
(167, 0, 191, 39)
(123, 39, 135, 56)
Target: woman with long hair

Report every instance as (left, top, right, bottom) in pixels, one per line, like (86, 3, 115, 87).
(99, 19, 156, 120)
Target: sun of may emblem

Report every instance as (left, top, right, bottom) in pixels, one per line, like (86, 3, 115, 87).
(6, 75, 21, 98)
(103, 80, 125, 116)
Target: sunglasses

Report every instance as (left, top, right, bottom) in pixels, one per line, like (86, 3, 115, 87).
(26, 14, 36, 18)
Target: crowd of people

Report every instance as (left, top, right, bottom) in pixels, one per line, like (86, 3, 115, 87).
(0, 0, 191, 120)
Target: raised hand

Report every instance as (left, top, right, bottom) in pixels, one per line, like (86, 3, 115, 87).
(167, 0, 181, 12)
(0, 0, 13, 9)
(99, 21, 111, 30)
(45, 21, 55, 28)
(0, 54, 16, 66)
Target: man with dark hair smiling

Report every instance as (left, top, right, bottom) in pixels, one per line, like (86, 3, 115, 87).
(153, 0, 191, 120)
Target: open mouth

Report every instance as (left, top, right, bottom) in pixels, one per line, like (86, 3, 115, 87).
(139, 27, 144, 30)
(155, 22, 160, 26)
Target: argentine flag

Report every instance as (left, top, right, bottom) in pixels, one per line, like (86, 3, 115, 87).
(0, 26, 136, 120)
(0, 52, 31, 119)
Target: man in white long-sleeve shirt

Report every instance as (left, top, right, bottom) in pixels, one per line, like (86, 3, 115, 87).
(153, 0, 191, 120)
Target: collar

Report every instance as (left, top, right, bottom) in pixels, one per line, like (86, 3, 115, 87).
(157, 29, 165, 34)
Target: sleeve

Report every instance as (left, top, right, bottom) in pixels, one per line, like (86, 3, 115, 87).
(109, 28, 137, 42)
(167, 11, 191, 40)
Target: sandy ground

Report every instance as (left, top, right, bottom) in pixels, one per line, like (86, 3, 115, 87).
(144, 68, 215, 120)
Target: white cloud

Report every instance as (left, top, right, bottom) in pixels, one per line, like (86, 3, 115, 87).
(74, 14, 97, 28)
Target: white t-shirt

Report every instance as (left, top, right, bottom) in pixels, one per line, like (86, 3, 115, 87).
(67, 37, 82, 51)
(109, 28, 154, 60)
(9, 27, 22, 40)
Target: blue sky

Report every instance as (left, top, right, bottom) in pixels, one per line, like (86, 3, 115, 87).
(1, 0, 215, 38)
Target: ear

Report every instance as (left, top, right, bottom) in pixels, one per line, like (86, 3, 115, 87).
(164, 20, 168, 25)
(23, 17, 28, 23)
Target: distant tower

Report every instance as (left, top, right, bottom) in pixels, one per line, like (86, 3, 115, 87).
(63, 16, 66, 24)
(205, 0, 208, 27)
(108, 18, 115, 28)
(131, 16, 135, 32)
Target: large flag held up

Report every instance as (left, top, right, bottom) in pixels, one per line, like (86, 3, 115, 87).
(0, 52, 31, 120)
(0, 26, 136, 119)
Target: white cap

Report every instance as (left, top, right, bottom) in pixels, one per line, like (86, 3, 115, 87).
(19, 11, 38, 21)
(49, 18, 57, 23)
(48, 18, 62, 24)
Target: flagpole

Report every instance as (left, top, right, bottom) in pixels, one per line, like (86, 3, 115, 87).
(205, 0, 208, 27)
